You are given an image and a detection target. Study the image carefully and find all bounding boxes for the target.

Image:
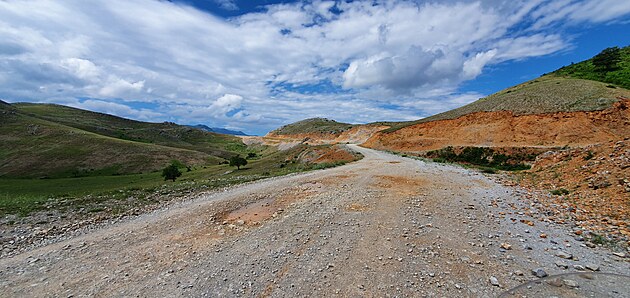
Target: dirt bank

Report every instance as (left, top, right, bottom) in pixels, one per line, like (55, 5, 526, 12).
(363, 99, 630, 152)
(265, 124, 389, 145)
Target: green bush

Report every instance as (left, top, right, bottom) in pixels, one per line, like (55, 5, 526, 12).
(161, 163, 182, 182)
(229, 155, 248, 170)
(550, 188, 570, 196)
(426, 146, 533, 171)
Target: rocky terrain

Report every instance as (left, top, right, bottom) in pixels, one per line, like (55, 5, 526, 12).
(1, 146, 628, 297)
(0, 144, 361, 258)
(512, 139, 630, 246)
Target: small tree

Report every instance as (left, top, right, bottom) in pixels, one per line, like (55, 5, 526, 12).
(592, 46, 621, 73)
(229, 155, 248, 170)
(161, 163, 182, 182)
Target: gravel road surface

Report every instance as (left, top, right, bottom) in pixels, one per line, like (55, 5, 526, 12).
(1, 145, 629, 297)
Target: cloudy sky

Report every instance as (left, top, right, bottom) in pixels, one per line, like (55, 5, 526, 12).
(1, 0, 629, 135)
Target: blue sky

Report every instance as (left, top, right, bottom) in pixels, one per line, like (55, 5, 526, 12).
(0, 1, 629, 135)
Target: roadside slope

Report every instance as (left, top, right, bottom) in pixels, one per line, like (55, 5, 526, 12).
(363, 98, 630, 152)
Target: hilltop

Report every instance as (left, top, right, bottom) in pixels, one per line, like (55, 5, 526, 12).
(269, 118, 354, 135)
(553, 46, 630, 89)
(258, 46, 621, 138)
(383, 46, 629, 133)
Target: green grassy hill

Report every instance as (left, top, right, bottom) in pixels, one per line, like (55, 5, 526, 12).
(269, 117, 354, 135)
(384, 46, 630, 132)
(553, 46, 630, 89)
(0, 102, 246, 178)
(14, 103, 243, 158)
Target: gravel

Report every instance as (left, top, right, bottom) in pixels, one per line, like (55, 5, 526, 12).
(1, 145, 629, 297)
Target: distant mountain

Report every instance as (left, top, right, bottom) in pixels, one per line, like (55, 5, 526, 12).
(190, 124, 247, 136)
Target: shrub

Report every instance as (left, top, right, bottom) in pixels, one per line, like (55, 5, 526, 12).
(550, 188, 570, 196)
(161, 163, 182, 182)
(584, 151, 594, 160)
(229, 155, 248, 170)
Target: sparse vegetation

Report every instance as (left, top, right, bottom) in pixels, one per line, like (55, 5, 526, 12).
(312, 161, 347, 170)
(0, 102, 246, 178)
(425, 146, 533, 171)
(0, 144, 361, 217)
(590, 233, 610, 245)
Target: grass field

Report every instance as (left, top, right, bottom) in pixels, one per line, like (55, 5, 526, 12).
(0, 144, 360, 217)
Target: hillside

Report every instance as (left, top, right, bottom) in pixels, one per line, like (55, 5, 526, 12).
(362, 46, 630, 151)
(0, 102, 246, 178)
(515, 139, 630, 241)
(14, 103, 243, 158)
(363, 98, 630, 151)
(381, 46, 629, 133)
(384, 75, 629, 132)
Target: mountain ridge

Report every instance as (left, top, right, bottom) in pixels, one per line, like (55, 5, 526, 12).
(189, 124, 247, 136)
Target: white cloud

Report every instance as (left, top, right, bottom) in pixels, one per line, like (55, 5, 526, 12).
(214, 0, 238, 11)
(0, 0, 628, 134)
(463, 50, 498, 80)
(342, 47, 466, 92)
(210, 94, 243, 115)
(60, 58, 100, 81)
(99, 77, 145, 98)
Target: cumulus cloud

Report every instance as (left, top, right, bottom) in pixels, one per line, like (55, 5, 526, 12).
(343, 47, 466, 92)
(210, 94, 243, 116)
(0, 0, 628, 134)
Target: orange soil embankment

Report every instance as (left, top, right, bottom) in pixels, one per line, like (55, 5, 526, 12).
(265, 124, 389, 145)
(363, 99, 630, 152)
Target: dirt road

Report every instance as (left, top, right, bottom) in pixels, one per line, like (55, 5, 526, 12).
(1, 145, 629, 297)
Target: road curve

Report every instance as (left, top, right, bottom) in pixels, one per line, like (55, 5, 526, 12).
(1, 145, 629, 297)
